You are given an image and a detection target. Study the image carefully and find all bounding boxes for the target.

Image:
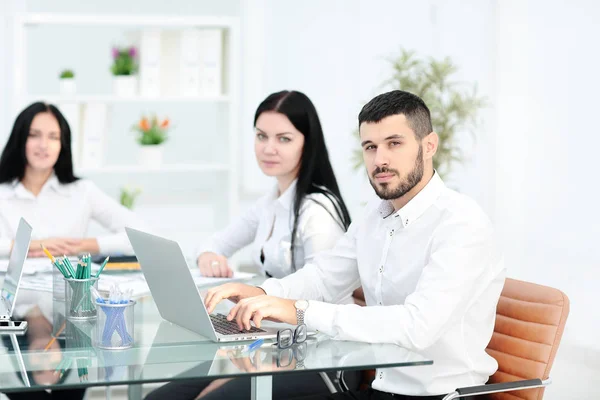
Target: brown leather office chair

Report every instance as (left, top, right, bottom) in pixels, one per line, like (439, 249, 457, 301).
(443, 278, 570, 399)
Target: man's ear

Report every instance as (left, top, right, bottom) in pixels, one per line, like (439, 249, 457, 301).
(423, 132, 438, 160)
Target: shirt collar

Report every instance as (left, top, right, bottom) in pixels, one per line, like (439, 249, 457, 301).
(377, 171, 445, 227)
(274, 179, 298, 211)
(1, 174, 72, 199)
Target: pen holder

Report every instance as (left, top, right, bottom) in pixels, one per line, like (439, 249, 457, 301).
(95, 300, 135, 350)
(52, 268, 67, 338)
(65, 277, 99, 320)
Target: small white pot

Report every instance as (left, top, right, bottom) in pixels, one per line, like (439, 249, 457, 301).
(138, 145, 164, 168)
(59, 78, 77, 96)
(113, 75, 138, 97)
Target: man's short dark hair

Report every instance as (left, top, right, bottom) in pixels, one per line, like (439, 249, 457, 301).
(358, 90, 433, 140)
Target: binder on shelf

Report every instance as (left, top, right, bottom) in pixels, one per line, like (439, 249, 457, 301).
(179, 29, 202, 97)
(197, 29, 223, 97)
(139, 29, 162, 98)
(80, 103, 107, 170)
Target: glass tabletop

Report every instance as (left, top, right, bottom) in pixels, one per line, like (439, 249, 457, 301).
(0, 273, 432, 393)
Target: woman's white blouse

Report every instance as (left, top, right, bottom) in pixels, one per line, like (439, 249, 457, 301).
(197, 180, 347, 279)
(0, 175, 146, 257)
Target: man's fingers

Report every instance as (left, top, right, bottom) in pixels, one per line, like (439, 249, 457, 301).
(238, 303, 256, 331)
(253, 310, 264, 329)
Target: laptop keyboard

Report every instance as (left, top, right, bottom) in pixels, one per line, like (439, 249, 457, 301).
(210, 313, 266, 335)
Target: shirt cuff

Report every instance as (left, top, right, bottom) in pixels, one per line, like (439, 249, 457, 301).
(97, 234, 133, 255)
(305, 300, 339, 335)
(258, 278, 285, 298)
(0, 240, 12, 258)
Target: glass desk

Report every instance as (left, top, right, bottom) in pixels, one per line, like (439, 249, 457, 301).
(0, 273, 433, 400)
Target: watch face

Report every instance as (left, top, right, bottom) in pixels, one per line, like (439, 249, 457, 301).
(295, 300, 309, 310)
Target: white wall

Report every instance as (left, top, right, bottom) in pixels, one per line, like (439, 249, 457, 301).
(495, 0, 600, 352)
(241, 0, 497, 221)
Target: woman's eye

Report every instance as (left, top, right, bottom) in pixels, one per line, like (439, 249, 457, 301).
(256, 133, 267, 140)
(279, 137, 291, 143)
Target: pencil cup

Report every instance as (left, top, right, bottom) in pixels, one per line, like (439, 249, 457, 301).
(52, 268, 67, 338)
(65, 277, 99, 320)
(95, 300, 135, 350)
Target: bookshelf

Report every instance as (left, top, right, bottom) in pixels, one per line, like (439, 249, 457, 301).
(11, 13, 241, 222)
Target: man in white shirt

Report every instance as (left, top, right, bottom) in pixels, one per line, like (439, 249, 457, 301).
(204, 90, 505, 400)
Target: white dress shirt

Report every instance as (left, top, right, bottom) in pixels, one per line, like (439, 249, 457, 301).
(0, 175, 146, 257)
(197, 180, 346, 279)
(261, 172, 506, 396)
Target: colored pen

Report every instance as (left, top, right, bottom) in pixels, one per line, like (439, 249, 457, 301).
(244, 338, 264, 353)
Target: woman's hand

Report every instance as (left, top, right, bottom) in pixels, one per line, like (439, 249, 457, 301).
(29, 238, 82, 257)
(197, 252, 233, 277)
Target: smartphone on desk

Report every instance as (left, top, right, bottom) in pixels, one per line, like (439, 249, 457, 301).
(0, 320, 28, 335)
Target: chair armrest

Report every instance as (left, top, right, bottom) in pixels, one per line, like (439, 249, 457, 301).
(442, 378, 551, 399)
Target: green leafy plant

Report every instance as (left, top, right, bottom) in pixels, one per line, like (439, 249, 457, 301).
(110, 46, 138, 76)
(120, 186, 142, 209)
(59, 69, 75, 79)
(132, 115, 170, 146)
(352, 49, 487, 178)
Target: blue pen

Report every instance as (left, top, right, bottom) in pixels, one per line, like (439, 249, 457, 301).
(244, 338, 264, 353)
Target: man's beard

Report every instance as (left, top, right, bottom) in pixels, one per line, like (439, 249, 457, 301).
(369, 145, 424, 200)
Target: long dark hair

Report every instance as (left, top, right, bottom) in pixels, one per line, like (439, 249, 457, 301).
(254, 90, 351, 271)
(0, 102, 78, 184)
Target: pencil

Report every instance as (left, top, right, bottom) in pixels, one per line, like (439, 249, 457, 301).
(44, 321, 66, 351)
(95, 256, 110, 277)
(40, 244, 55, 263)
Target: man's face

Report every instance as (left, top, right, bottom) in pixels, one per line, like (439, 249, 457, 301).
(360, 114, 424, 200)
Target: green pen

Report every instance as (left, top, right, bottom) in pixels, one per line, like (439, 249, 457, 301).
(95, 256, 110, 278)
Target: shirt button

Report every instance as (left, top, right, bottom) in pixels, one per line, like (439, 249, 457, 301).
(405, 219, 409, 225)
(379, 372, 383, 379)
(379, 265, 383, 273)
(378, 301, 382, 305)
(389, 230, 394, 236)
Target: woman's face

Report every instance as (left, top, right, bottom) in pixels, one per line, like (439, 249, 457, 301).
(25, 112, 62, 173)
(254, 111, 305, 181)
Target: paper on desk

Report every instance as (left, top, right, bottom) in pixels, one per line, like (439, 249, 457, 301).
(18, 270, 255, 298)
(0, 257, 53, 275)
(190, 270, 255, 287)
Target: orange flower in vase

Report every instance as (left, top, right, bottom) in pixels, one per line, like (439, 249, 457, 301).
(132, 115, 170, 146)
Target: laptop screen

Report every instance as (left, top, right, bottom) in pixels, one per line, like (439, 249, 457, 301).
(1, 218, 33, 317)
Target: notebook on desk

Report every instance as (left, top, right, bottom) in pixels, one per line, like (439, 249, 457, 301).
(92, 255, 140, 272)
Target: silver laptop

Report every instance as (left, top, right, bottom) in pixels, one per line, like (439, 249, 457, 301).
(0, 218, 33, 320)
(125, 227, 279, 342)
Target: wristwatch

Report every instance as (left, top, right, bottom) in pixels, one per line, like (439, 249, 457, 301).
(294, 300, 309, 325)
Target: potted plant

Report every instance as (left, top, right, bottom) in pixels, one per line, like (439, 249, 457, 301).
(352, 49, 486, 179)
(59, 69, 76, 95)
(120, 186, 142, 209)
(110, 46, 138, 97)
(132, 115, 170, 167)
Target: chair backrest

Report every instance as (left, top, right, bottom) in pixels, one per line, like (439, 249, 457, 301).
(486, 278, 569, 400)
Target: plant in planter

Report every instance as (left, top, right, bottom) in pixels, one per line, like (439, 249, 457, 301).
(110, 46, 138, 97)
(132, 115, 170, 167)
(352, 49, 486, 179)
(120, 186, 142, 209)
(59, 69, 76, 95)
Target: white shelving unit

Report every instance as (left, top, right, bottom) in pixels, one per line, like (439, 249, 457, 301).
(12, 13, 241, 220)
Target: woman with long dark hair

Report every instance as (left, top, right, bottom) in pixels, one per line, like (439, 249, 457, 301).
(196, 90, 351, 279)
(0, 102, 145, 258)
(146, 91, 358, 400)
